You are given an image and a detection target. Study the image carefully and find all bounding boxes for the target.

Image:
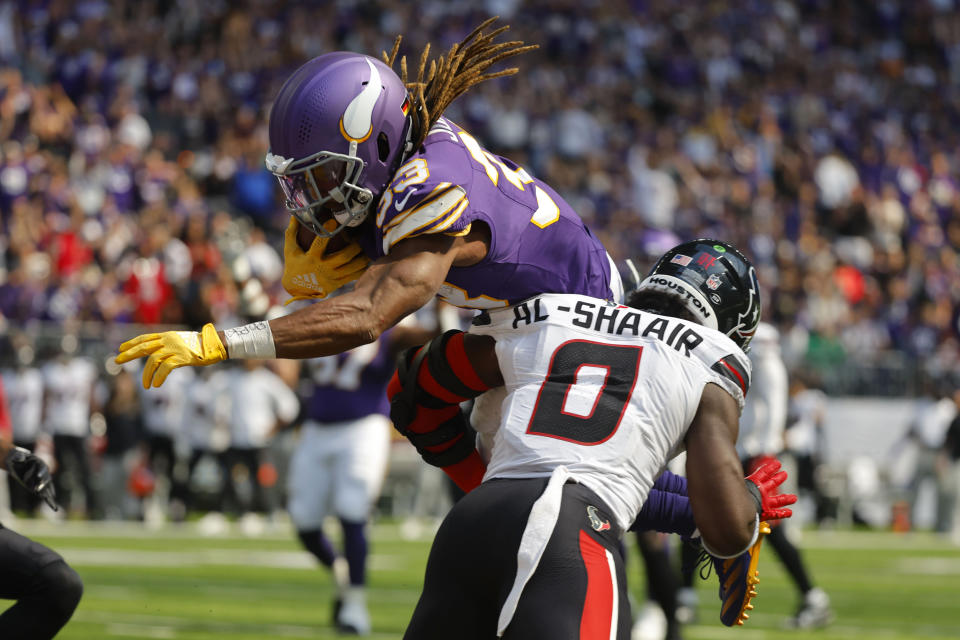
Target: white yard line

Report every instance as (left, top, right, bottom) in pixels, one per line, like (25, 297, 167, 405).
(895, 557, 960, 575)
(77, 610, 397, 638)
(56, 546, 409, 570)
(8, 517, 441, 542)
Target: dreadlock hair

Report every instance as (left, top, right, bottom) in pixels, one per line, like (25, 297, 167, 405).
(382, 17, 538, 151)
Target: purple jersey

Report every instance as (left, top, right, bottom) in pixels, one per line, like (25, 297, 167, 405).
(363, 118, 614, 309)
(302, 332, 395, 423)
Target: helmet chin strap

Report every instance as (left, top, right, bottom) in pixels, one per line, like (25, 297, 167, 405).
(401, 113, 415, 158)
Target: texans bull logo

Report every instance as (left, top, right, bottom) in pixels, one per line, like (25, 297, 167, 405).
(586, 505, 611, 532)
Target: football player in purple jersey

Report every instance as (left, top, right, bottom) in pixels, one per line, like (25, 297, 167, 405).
(116, 18, 621, 492)
(287, 310, 438, 635)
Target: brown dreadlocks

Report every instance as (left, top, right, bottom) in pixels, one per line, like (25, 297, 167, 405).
(382, 17, 538, 151)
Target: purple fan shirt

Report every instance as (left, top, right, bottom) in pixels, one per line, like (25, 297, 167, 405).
(359, 118, 614, 309)
(301, 330, 395, 423)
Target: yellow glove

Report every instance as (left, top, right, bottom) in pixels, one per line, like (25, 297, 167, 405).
(282, 217, 371, 303)
(116, 323, 227, 389)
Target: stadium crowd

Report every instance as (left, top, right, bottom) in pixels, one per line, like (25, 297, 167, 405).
(0, 1, 960, 524)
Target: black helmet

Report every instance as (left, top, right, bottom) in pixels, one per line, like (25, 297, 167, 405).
(625, 239, 761, 351)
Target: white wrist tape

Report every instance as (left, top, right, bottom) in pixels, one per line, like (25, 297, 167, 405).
(223, 321, 276, 359)
(700, 513, 760, 559)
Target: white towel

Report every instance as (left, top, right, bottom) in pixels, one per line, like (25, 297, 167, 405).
(496, 466, 572, 636)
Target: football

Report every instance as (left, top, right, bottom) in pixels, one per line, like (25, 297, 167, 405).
(296, 222, 317, 251)
(297, 220, 352, 255)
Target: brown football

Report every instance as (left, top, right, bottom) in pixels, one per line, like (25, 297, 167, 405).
(296, 222, 350, 255)
(296, 223, 316, 252)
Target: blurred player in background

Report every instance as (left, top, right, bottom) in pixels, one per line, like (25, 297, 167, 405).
(941, 390, 960, 544)
(1, 340, 45, 514)
(632, 530, 684, 640)
(0, 432, 83, 639)
(222, 360, 299, 526)
(679, 322, 832, 629)
(140, 365, 194, 522)
(288, 303, 438, 635)
(389, 240, 795, 639)
(42, 336, 99, 518)
(784, 374, 830, 525)
(182, 368, 231, 517)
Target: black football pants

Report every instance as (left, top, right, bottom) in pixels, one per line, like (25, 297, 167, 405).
(0, 523, 83, 639)
(405, 477, 630, 640)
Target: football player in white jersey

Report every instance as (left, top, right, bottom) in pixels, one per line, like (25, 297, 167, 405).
(735, 323, 832, 629)
(42, 346, 99, 516)
(388, 240, 795, 639)
(222, 360, 299, 520)
(1, 345, 45, 513)
(140, 365, 195, 521)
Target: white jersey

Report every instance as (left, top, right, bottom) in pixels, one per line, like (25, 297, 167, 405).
(737, 322, 788, 459)
(225, 366, 299, 449)
(786, 388, 826, 457)
(185, 370, 231, 452)
(1, 367, 44, 442)
(140, 366, 195, 438)
(471, 293, 751, 530)
(42, 357, 97, 437)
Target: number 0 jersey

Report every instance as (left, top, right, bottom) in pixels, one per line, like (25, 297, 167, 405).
(358, 117, 617, 309)
(470, 293, 752, 531)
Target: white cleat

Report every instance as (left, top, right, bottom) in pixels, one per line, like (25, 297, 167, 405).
(337, 586, 371, 635)
(631, 601, 667, 640)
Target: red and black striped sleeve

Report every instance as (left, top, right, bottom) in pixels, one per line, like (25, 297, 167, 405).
(387, 330, 494, 493)
(711, 353, 750, 397)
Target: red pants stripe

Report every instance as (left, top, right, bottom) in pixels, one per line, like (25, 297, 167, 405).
(578, 529, 617, 640)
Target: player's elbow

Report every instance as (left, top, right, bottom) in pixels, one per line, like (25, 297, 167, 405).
(357, 317, 385, 344)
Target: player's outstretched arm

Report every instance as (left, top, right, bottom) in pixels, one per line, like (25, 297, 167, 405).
(116, 232, 480, 387)
(269, 233, 460, 359)
(684, 383, 760, 557)
(387, 332, 502, 492)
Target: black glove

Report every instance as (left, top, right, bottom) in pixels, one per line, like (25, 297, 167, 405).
(5, 447, 58, 511)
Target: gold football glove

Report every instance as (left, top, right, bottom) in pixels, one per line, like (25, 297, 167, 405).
(116, 323, 227, 389)
(282, 217, 371, 303)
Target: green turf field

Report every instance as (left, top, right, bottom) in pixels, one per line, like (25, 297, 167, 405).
(11, 519, 960, 639)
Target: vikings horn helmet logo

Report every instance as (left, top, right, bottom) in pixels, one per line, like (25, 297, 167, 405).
(266, 52, 413, 238)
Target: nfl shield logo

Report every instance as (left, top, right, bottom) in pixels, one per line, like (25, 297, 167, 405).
(706, 274, 722, 290)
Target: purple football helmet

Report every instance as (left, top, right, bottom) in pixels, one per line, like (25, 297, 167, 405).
(266, 52, 413, 237)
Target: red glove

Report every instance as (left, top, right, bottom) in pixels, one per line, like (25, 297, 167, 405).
(745, 458, 797, 521)
(746, 454, 778, 476)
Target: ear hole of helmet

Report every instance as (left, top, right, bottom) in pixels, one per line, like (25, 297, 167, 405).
(377, 132, 390, 163)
